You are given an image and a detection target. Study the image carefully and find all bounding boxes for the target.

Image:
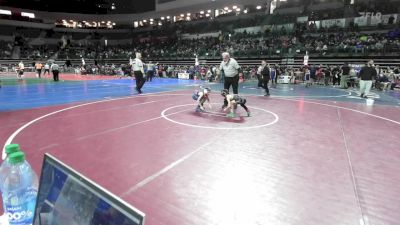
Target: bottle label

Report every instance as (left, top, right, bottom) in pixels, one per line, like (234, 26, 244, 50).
(4, 188, 37, 225)
(6, 206, 33, 225)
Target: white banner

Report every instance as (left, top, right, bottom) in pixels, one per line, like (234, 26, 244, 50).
(181, 32, 220, 40)
(297, 16, 308, 23)
(354, 17, 368, 26)
(370, 13, 397, 25)
(234, 26, 261, 34)
(178, 72, 189, 79)
(321, 18, 345, 28)
(381, 14, 397, 24)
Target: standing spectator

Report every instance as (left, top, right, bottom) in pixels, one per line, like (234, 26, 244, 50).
(261, 60, 271, 96)
(340, 62, 350, 89)
(270, 65, 277, 88)
(35, 61, 43, 78)
(304, 67, 312, 88)
(324, 66, 332, 86)
(206, 69, 213, 82)
(51, 62, 60, 82)
(43, 63, 50, 77)
(274, 64, 280, 86)
(17, 61, 24, 79)
(310, 65, 317, 84)
(359, 59, 377, 98)
(316, 65, 323, 85)
(132, 52, 145, 94)
(146, 61, 155, 82)
(332, 66, 341, 87)
(256, 65, 263, 88)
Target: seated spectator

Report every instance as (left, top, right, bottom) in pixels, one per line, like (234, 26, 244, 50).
(376, 74, 391, 91)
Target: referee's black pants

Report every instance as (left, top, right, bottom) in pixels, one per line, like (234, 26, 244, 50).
(224, 75, 239, 94)
(263, 78, 270, 95)
(53, 70, 59, 81)
(134, 71, 145, 93)
(223, 75, 239, 107)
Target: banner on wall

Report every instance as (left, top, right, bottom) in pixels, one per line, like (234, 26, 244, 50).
(354, 16, 368, 26)
(321, 18, 345, 28)
(381, 14, 397, 24)
(297, 16, 308, 23)
(370, 14, 398, 25)
(359, 12, 397, 25)
(276, 23, 294, 31)
(181, 32, 220, 40)
(234, 26, 262, 34)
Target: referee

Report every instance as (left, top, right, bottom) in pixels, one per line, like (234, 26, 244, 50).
(220, 52, 240, 94)
(132, 52, 145, 94)
(219, 52, 240, 108)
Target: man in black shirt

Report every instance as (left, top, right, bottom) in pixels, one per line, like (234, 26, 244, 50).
(359, 59, 377, 98)
(261, 60, 270, 96)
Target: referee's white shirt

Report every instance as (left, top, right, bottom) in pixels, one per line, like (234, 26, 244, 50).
(132, 58, 143, 72)
(219, 58, 240, 77)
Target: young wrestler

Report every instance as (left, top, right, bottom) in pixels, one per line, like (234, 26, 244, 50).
(193, 87, 212, 112)
(221, 89, 251, 118)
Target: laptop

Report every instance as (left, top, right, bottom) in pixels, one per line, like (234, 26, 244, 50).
(33, 153, 145, 225)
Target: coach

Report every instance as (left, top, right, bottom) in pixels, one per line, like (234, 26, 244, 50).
(219, 52, 240, 95)
(359, 59, 377, 98)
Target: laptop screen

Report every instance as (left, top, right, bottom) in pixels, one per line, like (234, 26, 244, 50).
(33, 153, 145, 225)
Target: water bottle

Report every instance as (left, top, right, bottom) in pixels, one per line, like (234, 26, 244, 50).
(2, 151, 38, 225)
(0, 144, 22, 191)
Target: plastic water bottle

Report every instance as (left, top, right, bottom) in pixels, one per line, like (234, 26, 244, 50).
(0, 144, 22, 191)
(2, 151, 38, 225)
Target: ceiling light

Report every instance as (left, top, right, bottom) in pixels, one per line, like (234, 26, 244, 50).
(200, 11, 204, 14)
(224, 7, 229, 10)
(256, 6, 262, 9)
(232, 5, 237, 9)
